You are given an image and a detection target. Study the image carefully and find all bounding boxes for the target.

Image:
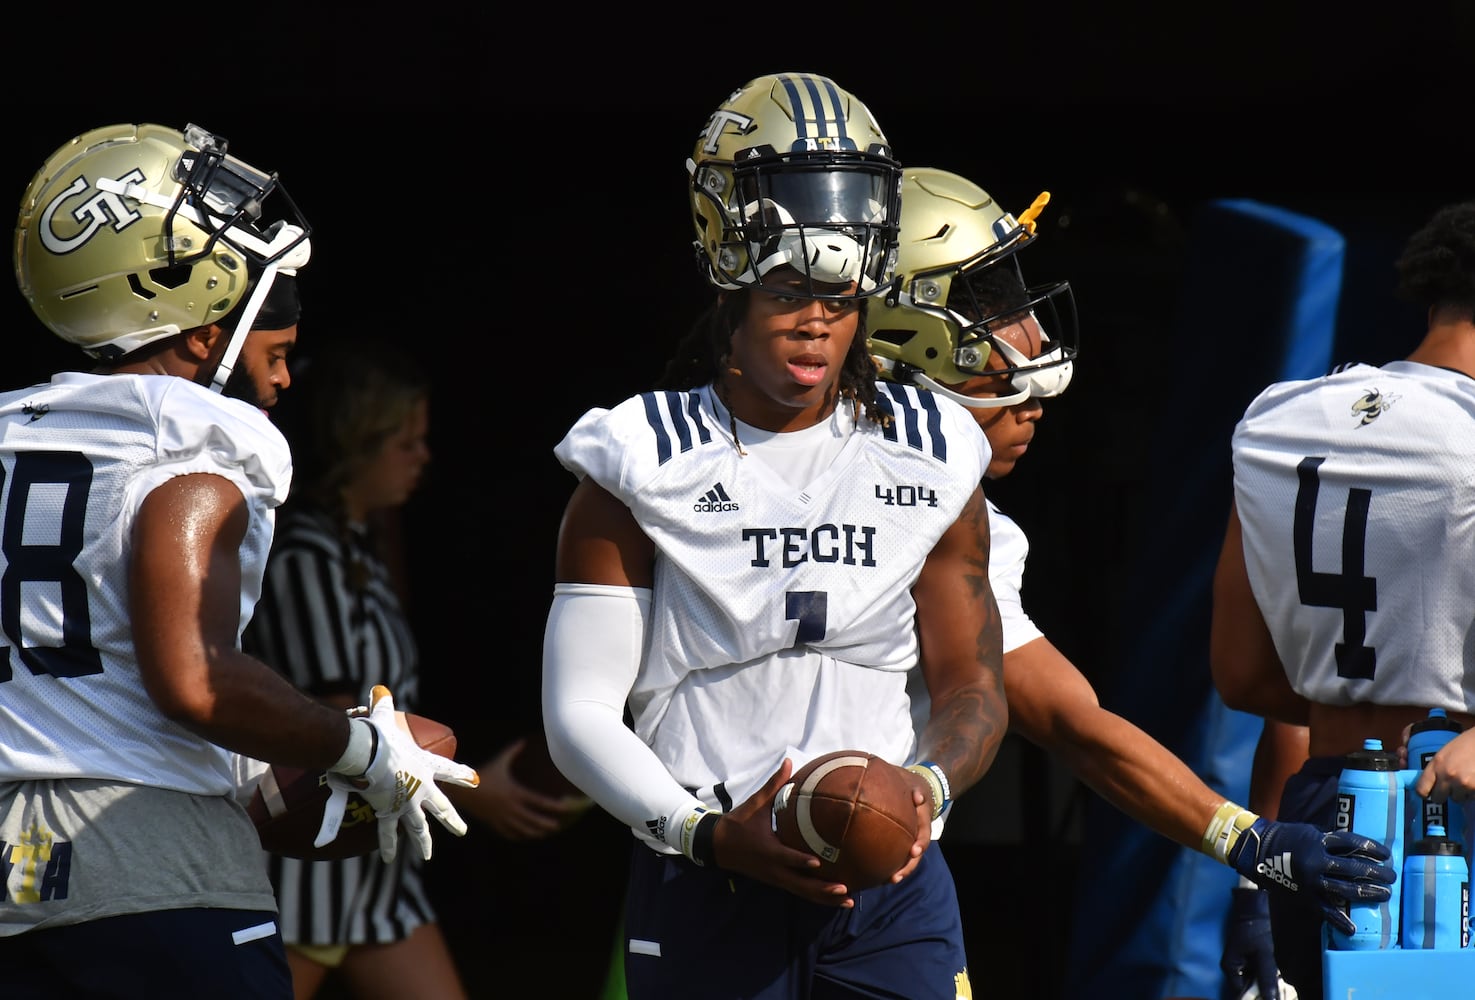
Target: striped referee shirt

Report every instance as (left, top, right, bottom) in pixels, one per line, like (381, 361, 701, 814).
(242, 503, 435, 946)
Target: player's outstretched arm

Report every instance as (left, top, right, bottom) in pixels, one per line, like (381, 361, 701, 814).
(911, 485, 1007, 805)
(1002, 632, 1237, 851)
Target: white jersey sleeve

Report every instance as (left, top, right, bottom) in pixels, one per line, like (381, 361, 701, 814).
(0, 372, 291, 794)
(986, 501, 1045, 655)
(1232, 361, 1475, 710)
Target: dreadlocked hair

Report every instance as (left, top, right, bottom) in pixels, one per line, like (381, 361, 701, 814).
(1395, 201, 1475, 323)
(655, 291, 892, 450)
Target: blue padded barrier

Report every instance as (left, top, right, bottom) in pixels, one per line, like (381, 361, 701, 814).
(1063, 200, 1345, 1000)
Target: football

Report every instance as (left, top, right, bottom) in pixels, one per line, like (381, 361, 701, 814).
(247, 711, 457, 861)
(771, 750, 920, 890)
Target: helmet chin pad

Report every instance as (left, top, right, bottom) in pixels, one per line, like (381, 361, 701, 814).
(990, 336, 1074, 399)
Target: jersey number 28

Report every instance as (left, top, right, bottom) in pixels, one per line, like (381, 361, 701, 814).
(0, 450, 104, 682)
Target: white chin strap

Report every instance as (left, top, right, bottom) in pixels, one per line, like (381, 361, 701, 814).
(207, 223, 311, 394)
(209, 259, 279, 393)
(914, 371, 1030, 409)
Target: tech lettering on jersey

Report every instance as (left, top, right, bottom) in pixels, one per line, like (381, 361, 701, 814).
(39, 170, 145, 254)
(743, 524, 877, 568)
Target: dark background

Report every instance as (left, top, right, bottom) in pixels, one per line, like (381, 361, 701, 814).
(8, 7, 1473, 996)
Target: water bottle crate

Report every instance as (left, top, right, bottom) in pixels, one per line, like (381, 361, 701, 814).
(1323, 946, 1475, 998)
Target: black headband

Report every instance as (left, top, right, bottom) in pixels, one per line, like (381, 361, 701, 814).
(246, 272, 300, 330)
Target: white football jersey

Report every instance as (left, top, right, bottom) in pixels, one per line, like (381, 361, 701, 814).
(986, 501, 1045, 655)
(1232, 360, 1475, 709)
(555, 382, 989, 809)
(0, 372, 290, 793)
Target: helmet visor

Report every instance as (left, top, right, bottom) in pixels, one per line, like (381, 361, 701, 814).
(731, 155, 900, 298)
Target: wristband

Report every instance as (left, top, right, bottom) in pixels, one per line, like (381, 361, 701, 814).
(690, 812, 719, 867)
(668, 803, 720, 867)
(1201, 800, 1259, 864)
(906, 761, 951, 820)
(328, 716, 378, 779)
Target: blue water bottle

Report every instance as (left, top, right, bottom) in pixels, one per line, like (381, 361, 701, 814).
(1407, 708, 1465, 846)
(1399, 822, 1470, 950)
(1331, 738, 1404, 950)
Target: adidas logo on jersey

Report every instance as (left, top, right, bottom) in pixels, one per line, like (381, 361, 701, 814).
(694, 482, 739, 512)
(1258, 851, 1298, 892)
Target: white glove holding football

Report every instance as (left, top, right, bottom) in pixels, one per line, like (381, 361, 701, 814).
(314, 685, 480, 862)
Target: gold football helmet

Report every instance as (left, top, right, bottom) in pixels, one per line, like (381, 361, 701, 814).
(869, 167, 1077, 408)
(688, 72, 902, 300)
(14, 122, 311, 377)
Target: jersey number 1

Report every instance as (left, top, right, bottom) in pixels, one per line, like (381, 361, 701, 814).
(1294, 456, 1376, 680)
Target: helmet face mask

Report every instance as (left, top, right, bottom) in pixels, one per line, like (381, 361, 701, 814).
(870, 168, 1077, 408)
(689, 73, 902, 300)
(15, 122, 311, 362)
(166, 124, 300, 263)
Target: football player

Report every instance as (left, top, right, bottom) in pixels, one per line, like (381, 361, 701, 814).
(870, 167, 1398, 1000)
(0, 123, 478, 998)
(542, 73, 1004, 1000)
(1211, 198, 1475, 999)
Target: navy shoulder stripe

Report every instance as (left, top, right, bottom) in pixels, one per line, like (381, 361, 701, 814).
(640, 390, 713, 465)
(877, 383, 948, 461)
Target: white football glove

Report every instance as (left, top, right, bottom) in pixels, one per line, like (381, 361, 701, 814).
(314, 686, 480, 862)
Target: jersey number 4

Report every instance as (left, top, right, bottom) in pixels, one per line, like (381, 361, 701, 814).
(1294, 456, 1376, 680)
(0, 450, 104, 682)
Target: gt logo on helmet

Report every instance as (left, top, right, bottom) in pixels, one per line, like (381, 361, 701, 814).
(38, 170, 144, 255)
(698, 109, 754, 155)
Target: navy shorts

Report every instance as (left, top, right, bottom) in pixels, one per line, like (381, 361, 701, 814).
(621, 841, 970, 1000)
(0, 907, 291, 999)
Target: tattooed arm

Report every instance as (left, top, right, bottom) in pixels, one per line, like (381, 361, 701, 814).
(911, 483, 1007, 801)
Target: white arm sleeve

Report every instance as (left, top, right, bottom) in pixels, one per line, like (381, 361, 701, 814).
(542, 583, 708, 852)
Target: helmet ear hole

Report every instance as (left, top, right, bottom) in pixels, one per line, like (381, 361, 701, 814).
(148, 265, 191, 291)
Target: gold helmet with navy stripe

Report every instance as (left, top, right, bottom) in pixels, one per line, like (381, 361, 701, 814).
(688, 72, 902, 301)
(869, 167, 1077, 409)
(14, 122, 311, 383)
